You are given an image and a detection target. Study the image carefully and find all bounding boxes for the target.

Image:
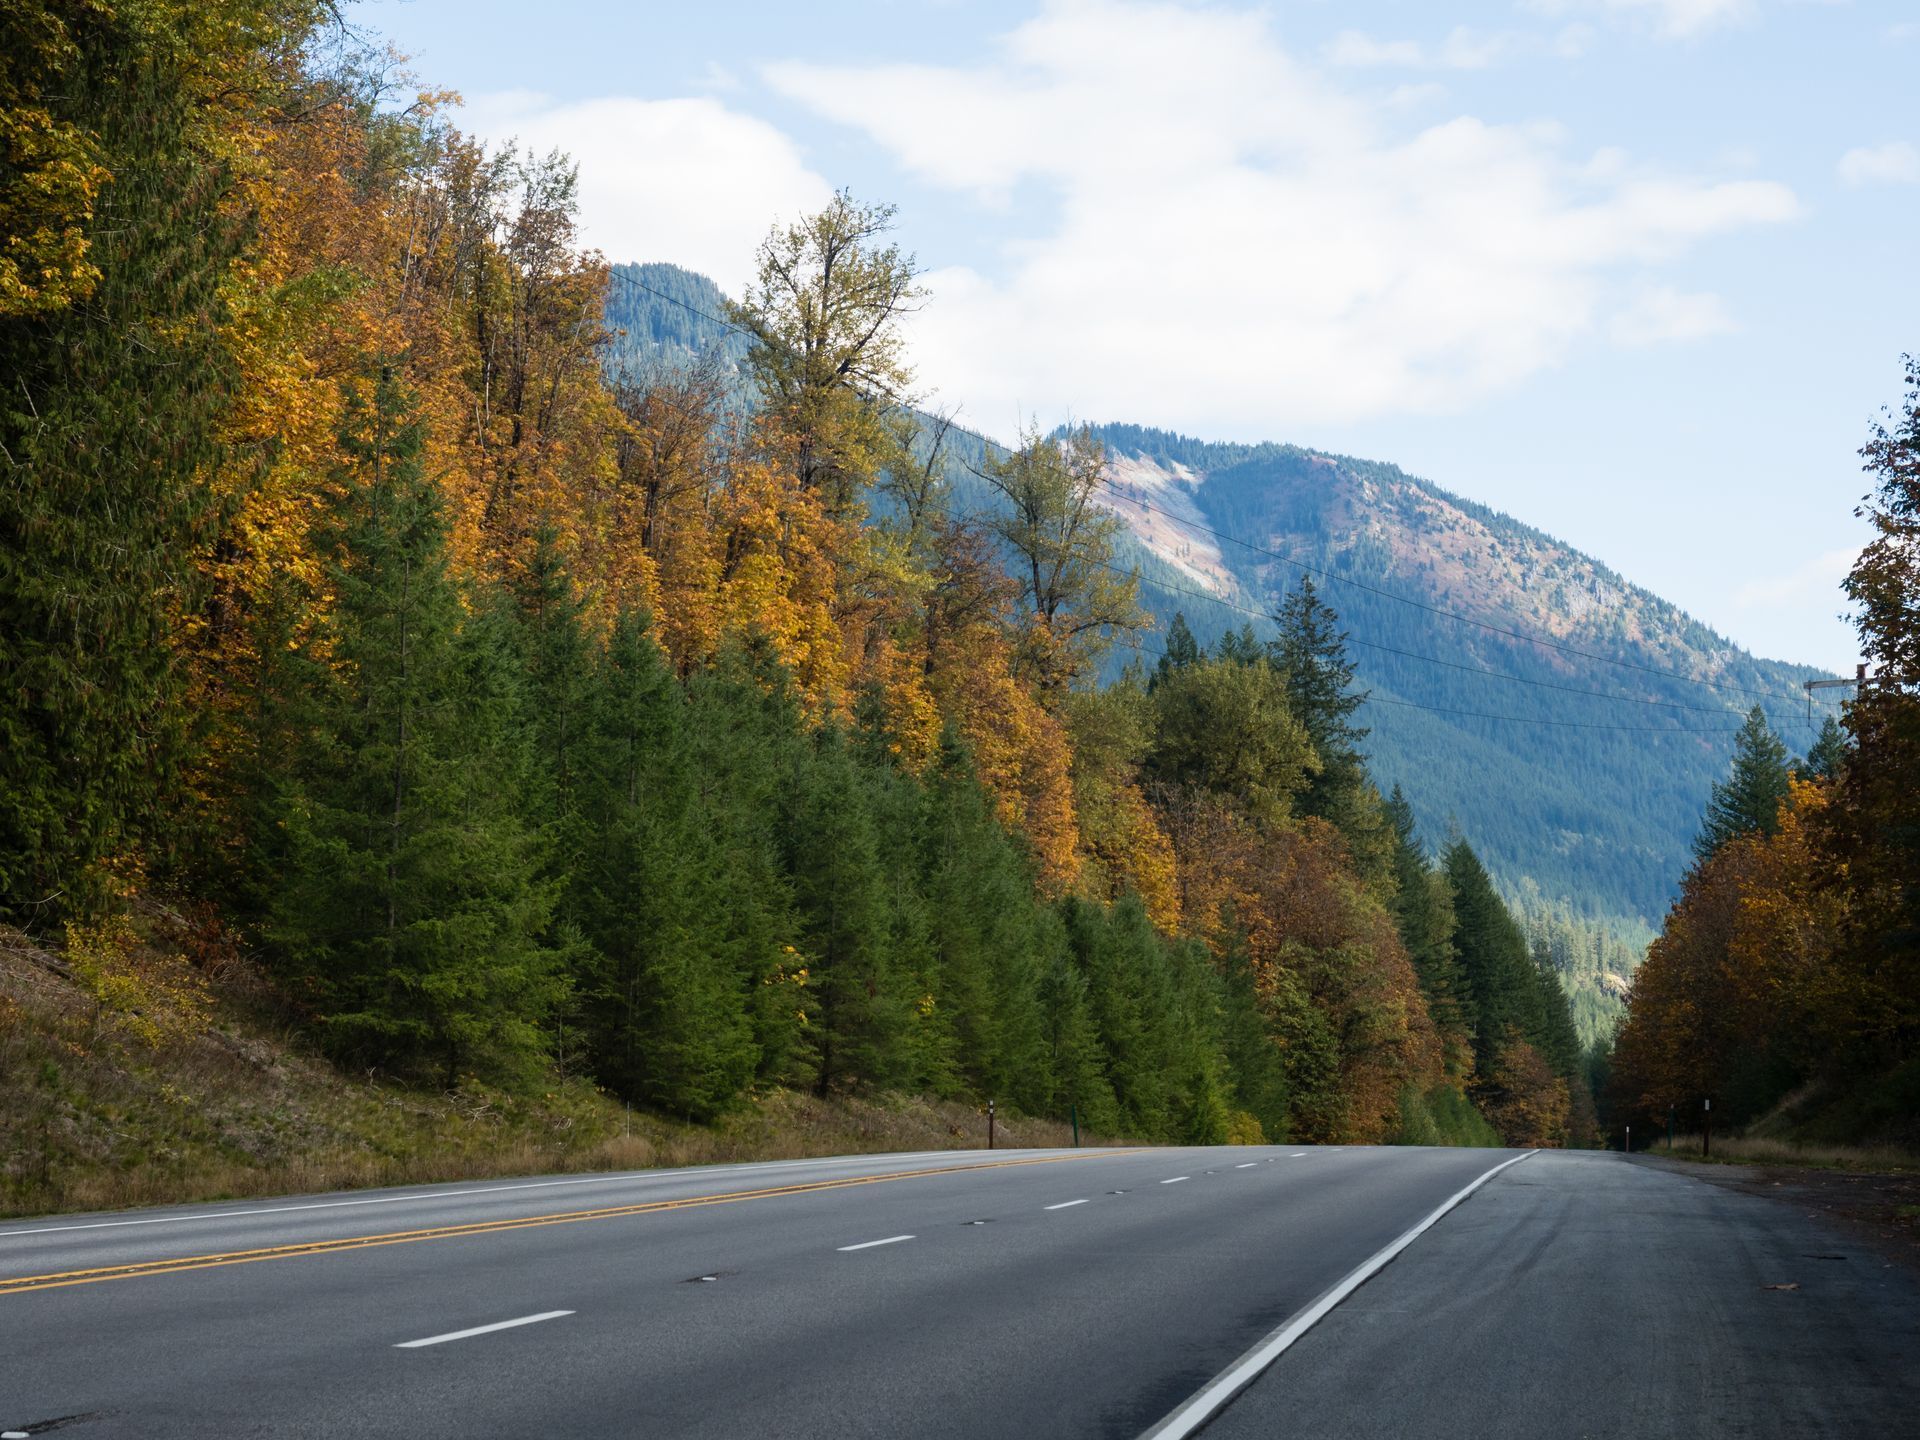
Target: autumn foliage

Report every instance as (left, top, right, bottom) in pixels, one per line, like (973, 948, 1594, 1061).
(0, 3, 1591, 1146)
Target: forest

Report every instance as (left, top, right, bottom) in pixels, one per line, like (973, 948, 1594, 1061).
(1608, 358, 1920, 1149)
(1, 0, 1599, 1155)
(606, 262, 1830, 1047)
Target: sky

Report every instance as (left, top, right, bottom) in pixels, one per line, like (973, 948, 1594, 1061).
(363, 0, 1917, 671)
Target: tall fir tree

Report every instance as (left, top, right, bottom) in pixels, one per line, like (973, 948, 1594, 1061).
(783, 726, 913, 1093)
(1269, 576, 1369, 819)
(1799, 715, 1848, 783)
(1693, 705, 1791, 864)
(265, 368, 565, 1085)
(570, 610, 758, 1119)
(0, 7, 246, 919)
(1151, 611, 1202, 689)
(1384, 786, 1471, 1070)
(1216, 917, 1291, 1140)
(1443, 839, 1540, 1081)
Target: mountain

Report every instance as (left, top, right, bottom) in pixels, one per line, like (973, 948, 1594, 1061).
(1076, 424, 1830, 923)
(601, 262, 1835, 1032)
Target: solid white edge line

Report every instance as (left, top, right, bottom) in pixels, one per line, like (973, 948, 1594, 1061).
(1160, 1176, 1189, 1184)
(1044, 1199, 1090, 1211)
(395, 1310, 574, 1349)
(837, 1234, 915, 1252)
(0, 1149, 1023, 1238)
(1137, 1150, 1537, 1440)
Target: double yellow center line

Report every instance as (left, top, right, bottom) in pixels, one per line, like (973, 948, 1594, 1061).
(1, 1150, 1129, 1297)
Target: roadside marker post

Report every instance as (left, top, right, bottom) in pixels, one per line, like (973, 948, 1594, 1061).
(1071, 1103, 1079, 1148)
(988, 1099, 996, 1151)
(1703, 1097, 1712, 1159)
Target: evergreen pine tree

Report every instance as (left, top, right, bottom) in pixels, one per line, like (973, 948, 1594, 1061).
(918, 730, 1051, 1106)
(266, 368, 565, 1085)
(1384, 786, 1471, 1063)
(1216, 917, 1291, 1140)
(1443, 839, 1538, 1081)
(511, 525, 594, 857)
(1, 13, 243, 918)
(784, 726, 913, 1092)
(1693, 705, 1791, 864)
(683, 645, 813, 1087)
(571, 610, 757, 1119)
(1800, 714, 1848, 782)
(1151, 611, 1202, 689)
(1036, 919, 1122, 1134)
(1528, 939, 1584, 1080)
(1270, 577, 1370, 823)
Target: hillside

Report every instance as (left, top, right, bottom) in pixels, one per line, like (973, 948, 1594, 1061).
(604, 262, 1832, 1036)
(0, 912, 1087, 1219)
(1079, 425, 1833, 923)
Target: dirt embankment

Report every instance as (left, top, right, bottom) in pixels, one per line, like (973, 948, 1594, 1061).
(0, 913, 1101, 1222)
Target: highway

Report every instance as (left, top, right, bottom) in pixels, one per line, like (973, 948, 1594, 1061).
(2, 1145, 1915, 1438)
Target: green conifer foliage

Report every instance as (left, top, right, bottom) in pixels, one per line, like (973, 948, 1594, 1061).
(1216, 920, 1291, 1140)
(918, 731, 1051, 1107)
(266, 369, 566, 1085)
(0, 12, 242, 919)
(1036, 923, 1122, 1133)
(784, 726, 914, 1093)
(1799, 714, 1848, 783)
(1148, 658, 1317, 826)
(569, 611, 759, 1120)
(1270, 577, 1370, 816)
(511, 525, 595, 856)
(1384, 786, 1471, 1066)
(1693, 705, 1791, 865)
(1444, 839, 1539, 1078)
(1151, 611, 1202, 688)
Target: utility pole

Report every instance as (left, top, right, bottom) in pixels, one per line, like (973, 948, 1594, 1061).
(1803, 664, 1866, 725)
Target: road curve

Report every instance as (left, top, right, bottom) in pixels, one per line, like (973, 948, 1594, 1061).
(1, 1146, 1914, 1438)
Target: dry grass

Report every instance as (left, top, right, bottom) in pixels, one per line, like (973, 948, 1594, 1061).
(1649, 1132, 1920, 1173)
(0, 917, 1114, 1222)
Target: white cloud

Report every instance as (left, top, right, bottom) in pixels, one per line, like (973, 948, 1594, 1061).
(1731, 547, 1860, 611)
(458, 92, 832, 293)
(762, 0, 1798, 434)
(1521, 0, 1754, 40)
(1610, 286, 1737, 345)
(1838, 141, 1920, 187)
(1324, 27, 1516, 70)
(1891, 21, 1920, 41)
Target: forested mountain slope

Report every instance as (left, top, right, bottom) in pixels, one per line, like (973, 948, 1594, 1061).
(605, 262, 1830, 960)
(1080, 426, 1832, 924)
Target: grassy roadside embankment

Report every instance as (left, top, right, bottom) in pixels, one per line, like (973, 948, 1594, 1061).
(0, 907, 1105, 1222)
(1648, 1133, 1920, 1172)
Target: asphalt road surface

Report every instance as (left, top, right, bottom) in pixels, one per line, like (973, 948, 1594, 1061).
(2, 1145, 1915, 1438)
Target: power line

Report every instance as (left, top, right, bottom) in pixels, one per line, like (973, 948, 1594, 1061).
(602, 264, 1829, 734)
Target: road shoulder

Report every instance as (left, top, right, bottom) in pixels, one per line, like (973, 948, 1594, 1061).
(1198, 1150, 1920, 1440)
